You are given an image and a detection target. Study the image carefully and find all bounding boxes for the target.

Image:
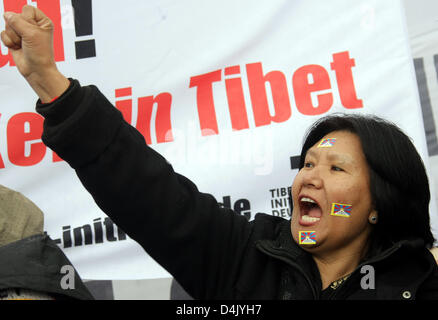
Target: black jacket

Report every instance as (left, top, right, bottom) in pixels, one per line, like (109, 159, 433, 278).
(0, 234, 94, 300)
(35, 79, 438, 300)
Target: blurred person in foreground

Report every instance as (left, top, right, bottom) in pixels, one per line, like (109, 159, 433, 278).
(2, 5, 438, 299)
(0, 185, 93, 300)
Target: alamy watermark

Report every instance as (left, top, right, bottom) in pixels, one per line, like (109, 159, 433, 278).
(60, 265, 75, 290)
(360, 265, 375, 290)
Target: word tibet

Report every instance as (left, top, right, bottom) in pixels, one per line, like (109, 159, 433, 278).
(270, 186, 292, 218)
(190, 51, 363, 136)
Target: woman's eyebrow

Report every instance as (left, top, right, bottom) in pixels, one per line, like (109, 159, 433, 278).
(326, 152, 355, 165)
(306, 149, 318, 158)
(306, 148, 355, 165)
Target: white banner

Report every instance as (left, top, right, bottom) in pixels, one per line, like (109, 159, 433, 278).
(404, 0, 438, 239)
(0, 0, 436, 280)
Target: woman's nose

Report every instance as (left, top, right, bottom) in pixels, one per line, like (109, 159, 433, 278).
(301, 167, 323, 189)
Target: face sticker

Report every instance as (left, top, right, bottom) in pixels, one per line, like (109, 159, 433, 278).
(330, 203, 352, 218)
(317, 138, 336, 148)
(299, 231, 317, 245)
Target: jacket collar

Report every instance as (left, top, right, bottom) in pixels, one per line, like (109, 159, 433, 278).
(0, 234, 94, 300)
(255, 220, 322, 298)
(255, 219, 435, 299)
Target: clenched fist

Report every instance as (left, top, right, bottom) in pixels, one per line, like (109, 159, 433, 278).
(1, 5, 69, 103)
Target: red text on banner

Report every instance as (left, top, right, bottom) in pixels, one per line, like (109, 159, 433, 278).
(115, 88, 174, 145)
(1, 0, 64, 67)
(7, 112, 46, 166)
(190, 51, 362, 136)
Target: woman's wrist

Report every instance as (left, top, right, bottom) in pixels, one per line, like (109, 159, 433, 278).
(26, 68, 70, 103)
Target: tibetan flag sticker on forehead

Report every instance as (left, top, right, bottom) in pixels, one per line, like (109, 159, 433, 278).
(299, 231, 317, 245)
(317, 138, 336, 147)
(331, 203, 352, 217)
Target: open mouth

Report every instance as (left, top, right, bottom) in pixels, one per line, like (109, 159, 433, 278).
(299, 196, 323, 226)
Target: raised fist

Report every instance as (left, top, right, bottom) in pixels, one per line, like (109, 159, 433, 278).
(1, 5, 69, 102)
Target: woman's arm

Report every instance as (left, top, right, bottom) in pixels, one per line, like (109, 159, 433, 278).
(2, 5, 254, 299)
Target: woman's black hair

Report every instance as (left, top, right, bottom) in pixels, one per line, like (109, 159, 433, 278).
(299, 113, 435, 257)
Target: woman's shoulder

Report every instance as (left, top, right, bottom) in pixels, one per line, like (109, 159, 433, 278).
(251, 213, 289, 235)
(416, 263, 438, 300)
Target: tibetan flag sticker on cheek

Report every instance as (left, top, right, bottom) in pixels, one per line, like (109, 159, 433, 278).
(317, 138, 336, 148)
(299, 231, 317, 245)
(331, 203, 352, 217)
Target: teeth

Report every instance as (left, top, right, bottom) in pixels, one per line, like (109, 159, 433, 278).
(302, 215, 320, 223)
(301, 197, 316, 204)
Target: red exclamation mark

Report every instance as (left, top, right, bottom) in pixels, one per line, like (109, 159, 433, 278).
(71, 0, 96, 59)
